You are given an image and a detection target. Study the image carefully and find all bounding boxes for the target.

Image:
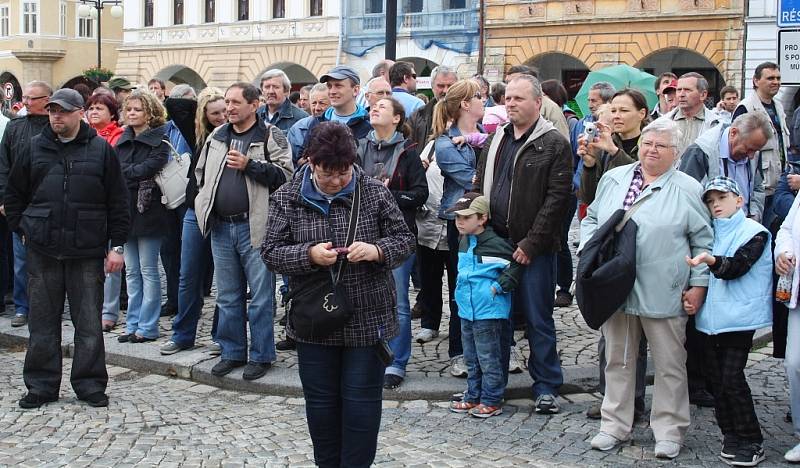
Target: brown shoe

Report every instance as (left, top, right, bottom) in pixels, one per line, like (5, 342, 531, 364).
(554, 291, 573, 308)
(586, 402, 601, 419)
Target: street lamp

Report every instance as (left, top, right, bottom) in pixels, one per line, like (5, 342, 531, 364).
(77, 0, 123, 70)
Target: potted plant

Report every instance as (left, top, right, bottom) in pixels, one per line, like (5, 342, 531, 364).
(83, 66, 114, 84)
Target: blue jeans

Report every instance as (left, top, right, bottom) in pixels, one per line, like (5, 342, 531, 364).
(462, 318, 506, 406)
(12, 232, 28, 316)
(513, 253, 563, 397)
(386, 254, 414, 377)
(102, 270, 121, 323)
(211, 219, 275, 364)
(171, 208, 215, 347)
(124, 236, 162, 339)
(296, 342, 384, 468)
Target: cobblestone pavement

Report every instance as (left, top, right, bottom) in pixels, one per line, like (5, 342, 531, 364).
(0, 343, 797, 467)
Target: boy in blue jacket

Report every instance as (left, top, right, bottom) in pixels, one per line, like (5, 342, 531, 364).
(685, 176, 772, 467)
(448, 193, 521, 418)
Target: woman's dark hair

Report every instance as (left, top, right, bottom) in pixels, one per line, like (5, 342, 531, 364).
(541, 80, 569, 107)
(73, 83, 92, 105)
(490, 82, 506, 103)
(85, 93, 120, 122)
(612, 88, 651, 128)
(306, 122, 358, 172)
(289, 91, 301, 104)
(379, 96, 412, 138)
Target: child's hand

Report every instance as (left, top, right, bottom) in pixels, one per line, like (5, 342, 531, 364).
(451, 135, 467, 147)
(685, 252, 715, 267)
(682, 296, 697, 315)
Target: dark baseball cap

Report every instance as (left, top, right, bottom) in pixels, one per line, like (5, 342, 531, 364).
(320, 66, 361, 85)
(45, 88, 84, 112)
(108, 76, 134, 91)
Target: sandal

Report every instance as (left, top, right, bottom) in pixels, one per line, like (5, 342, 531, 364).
(469, 404, 503, 418)
(449, 401, 478, 413)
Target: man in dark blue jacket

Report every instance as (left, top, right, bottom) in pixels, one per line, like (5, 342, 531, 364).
(256, 69, 308, 134)
(5, 88, 130, 409)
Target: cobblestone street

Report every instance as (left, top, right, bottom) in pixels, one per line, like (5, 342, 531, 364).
(0, 343, 797, 467)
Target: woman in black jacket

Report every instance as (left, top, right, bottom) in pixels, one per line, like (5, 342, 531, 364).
(115, 90, 170, 343)
(360, 96, 428, 390)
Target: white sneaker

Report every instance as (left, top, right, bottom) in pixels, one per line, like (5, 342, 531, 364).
(449, 355, 468, 377)
(590, 432, 628, 451)
(415, 328, 439, 344)
(509, 347, 524, 374)
(207, 341, 221, 356)
(786, 442, 800, 462)
(654, 440, 681, 459)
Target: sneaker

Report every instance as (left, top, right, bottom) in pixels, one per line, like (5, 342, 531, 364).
(18, 393, 58, 409)
(160, 340, 190, 355)
(383, 374, 403, 390)
(730, 442, 765, 466)
(534, 394, 560, 414)
(160, 303, 177, 317)
(276, 337, 296, 351)
(242, 362, 271, 381)
(469, 403, 503, 418)
(554, 290, 573, 307)
(411, 301, 423, 320)
(211, 359, 246, 377)
(80, 392, 109, 408)
(415, 328, 439, 344)
(586, 402, 601, 419)
(207, 342, 221, 356)
(449, 355, 468, 378)
(721, 434, 739, 460)
(785, 442, 800, 463)
(590, 432, 628, 451)
(509, 347, 525, 374)
(654, 440, 681, 459)
(449, 400, 478, 413)
(11, 314, 27, 327)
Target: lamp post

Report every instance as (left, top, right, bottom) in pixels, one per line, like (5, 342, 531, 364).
(77, 0, 123, 70)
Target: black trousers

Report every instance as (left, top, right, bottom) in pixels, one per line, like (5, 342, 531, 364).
(556, 193, 577, 293)
(160, 206, 187, 308)
(703, 330, 763, 443)
(23, 249, 107, 398)
(685, 315, 708, 393)
(418, 244, 461, 358)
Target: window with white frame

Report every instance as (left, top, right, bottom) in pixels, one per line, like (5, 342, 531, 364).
(22, 1, 37, 34)
(78, 15, 94, 38)
(0, 5, 10, 37)
(59, 2, 66, 36)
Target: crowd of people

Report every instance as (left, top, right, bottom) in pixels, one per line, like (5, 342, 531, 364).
(3, 57, 800, 467)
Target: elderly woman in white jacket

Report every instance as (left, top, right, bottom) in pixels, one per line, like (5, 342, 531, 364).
(775, 195, 800, 463)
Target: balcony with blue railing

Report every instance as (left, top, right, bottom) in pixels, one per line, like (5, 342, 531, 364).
(343, 3, 480, 56)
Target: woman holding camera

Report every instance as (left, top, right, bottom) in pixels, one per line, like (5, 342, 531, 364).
(579, 88, 650, 205)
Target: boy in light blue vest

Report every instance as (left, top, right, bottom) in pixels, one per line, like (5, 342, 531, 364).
(685, 176, 772, 467)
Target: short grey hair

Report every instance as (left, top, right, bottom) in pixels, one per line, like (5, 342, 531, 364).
(641, 118, 682, 151)
(169, 84, 196, 99)
(589, 81, 616, 103)
(366, 77, 391, 92)
(679, 72, 709, 94)
(260, 69, 291, 92)
(509, 74, 542, 99)
(371, 60, 393, 78)
(27, 80, 53, 95)
(431, 65, 456, 85)
(731, 111, 773, 141)
(310, 83, 328, 95)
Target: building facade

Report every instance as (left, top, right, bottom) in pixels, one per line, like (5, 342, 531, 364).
(485, 0, 745, 102)
(115, 0, 340, 91)
(0, 0, 122, 101)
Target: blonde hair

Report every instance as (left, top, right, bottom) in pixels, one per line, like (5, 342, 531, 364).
(429, 79, 480, 141)
(595, 103, 613, 125)
(123, 89, 167, 128)
(195, 87, 225, 148)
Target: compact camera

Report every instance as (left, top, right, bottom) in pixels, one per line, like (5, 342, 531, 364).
(583, 122, 598, 141)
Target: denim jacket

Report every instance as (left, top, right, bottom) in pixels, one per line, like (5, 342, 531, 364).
(435, 126, 476, 220)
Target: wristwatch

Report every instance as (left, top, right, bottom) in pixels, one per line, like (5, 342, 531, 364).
(111, 246, 124, 255)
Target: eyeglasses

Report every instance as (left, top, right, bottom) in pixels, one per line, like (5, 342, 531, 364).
(47, 107, 79, 115)
(640, 141, 676, 153)
(22, 95, 48, 102)
(369, 90, 391, 96)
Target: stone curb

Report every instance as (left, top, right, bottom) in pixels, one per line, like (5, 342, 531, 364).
(0, 315, 772, 401)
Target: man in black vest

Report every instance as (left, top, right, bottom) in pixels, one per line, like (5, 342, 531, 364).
(5, 88, 130, 409)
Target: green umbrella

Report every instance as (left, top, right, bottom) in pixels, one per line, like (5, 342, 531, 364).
(574, 64, 658, 117)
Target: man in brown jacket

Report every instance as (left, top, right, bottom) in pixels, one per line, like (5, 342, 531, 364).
(475, 75, 573, 415)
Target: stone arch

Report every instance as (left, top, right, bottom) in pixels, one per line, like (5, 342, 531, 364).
(255, 62, 317, 91)
(154, 65, 207, 93)
(524, 52, 590, 98)
(396, 56, 439, 78)
(0, 71, 22, 102)
(61, 75, 98, 91)
(636, 47, 726, 105)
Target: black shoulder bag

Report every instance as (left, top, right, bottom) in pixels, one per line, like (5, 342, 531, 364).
(287, 183, 361, 340)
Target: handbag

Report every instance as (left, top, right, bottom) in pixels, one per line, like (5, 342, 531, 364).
(575, 203, 641, 330)
(155, 139, 192, 209)
(287, 182, 361, 340)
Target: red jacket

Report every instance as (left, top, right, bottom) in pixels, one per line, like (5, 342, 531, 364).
(92, 121, 124, 147)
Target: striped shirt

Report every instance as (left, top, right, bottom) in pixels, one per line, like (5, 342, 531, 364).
(623, 165, 645, 211)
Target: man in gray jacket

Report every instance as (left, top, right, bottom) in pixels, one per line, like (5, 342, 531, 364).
(680, 112, 772, 221)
